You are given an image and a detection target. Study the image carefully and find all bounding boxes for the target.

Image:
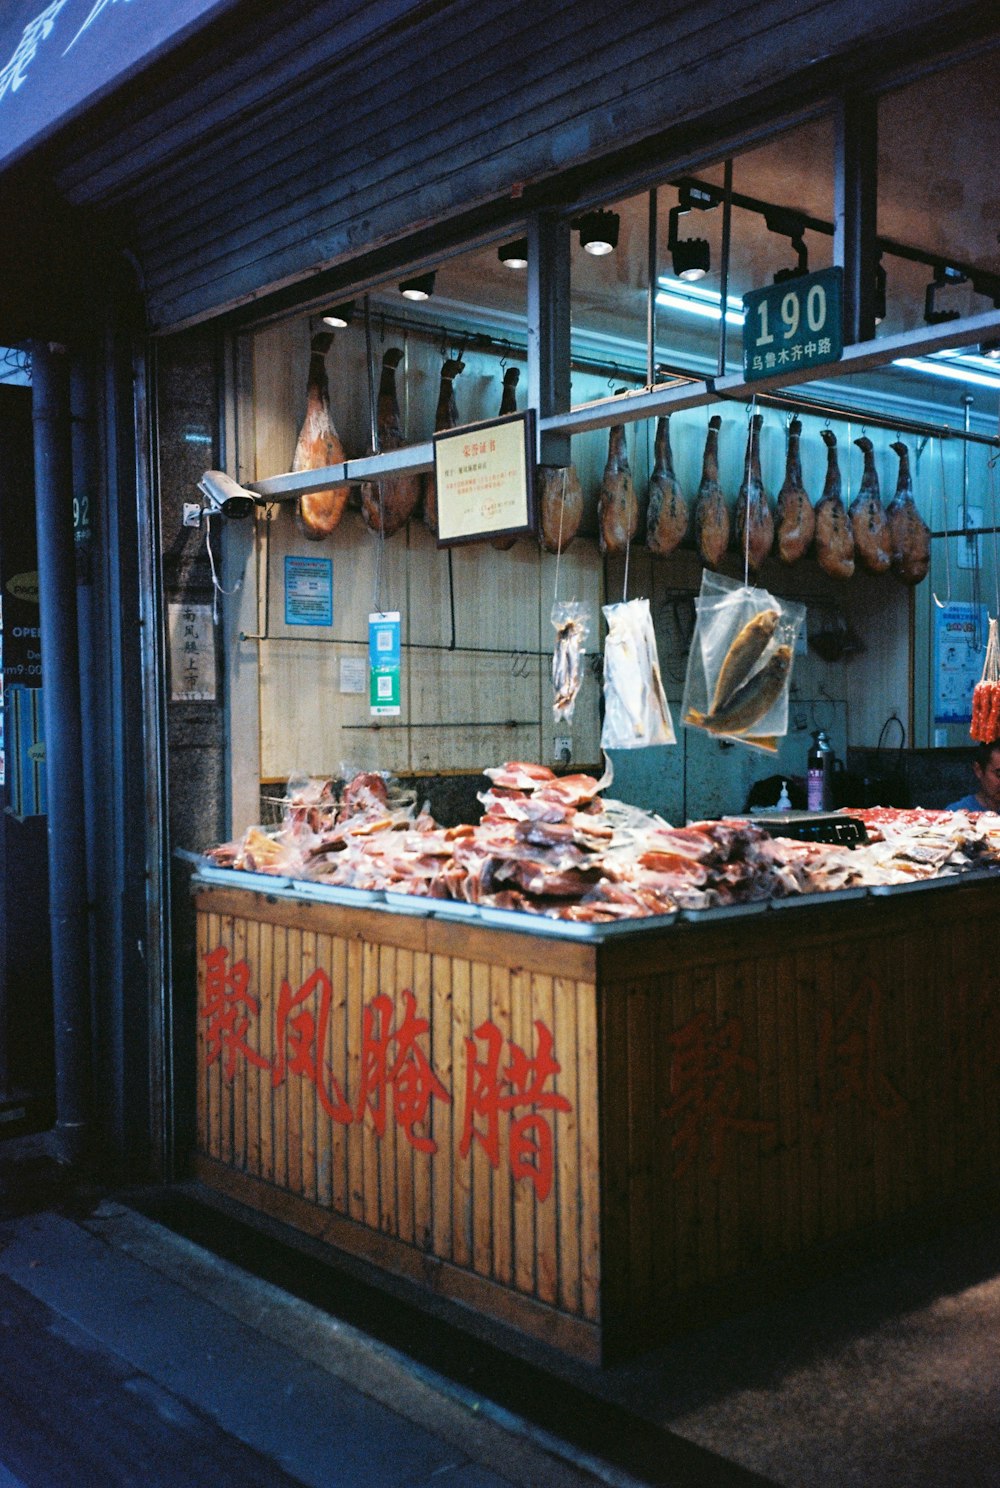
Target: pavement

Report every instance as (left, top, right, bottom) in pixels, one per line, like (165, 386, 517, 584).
(1, 1131, 999, 1488)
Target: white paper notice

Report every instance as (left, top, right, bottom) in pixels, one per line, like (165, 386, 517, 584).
(339, 656, 366, 694)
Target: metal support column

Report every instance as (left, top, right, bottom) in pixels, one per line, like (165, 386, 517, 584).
(835, 93, 879, 346)
(31, 340, 92, 1166)
(527, 212, 571, 467)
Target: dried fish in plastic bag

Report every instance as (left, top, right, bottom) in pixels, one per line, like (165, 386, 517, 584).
(601, 598, 676, 749)
(551, 601, 590, 723)
(681, 571, 804, 752)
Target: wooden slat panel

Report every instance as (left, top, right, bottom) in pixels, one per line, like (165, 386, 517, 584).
(360, 941, 382, 1231)
(329, 933, 349, 1212)
(299, 931, 319, 1202)
(217, 914, 234, 1168)
(489, 964, 514, 1290)
(431, 952, 454, 1258)
(532, 970, 559, 1307)
(511, 962, 536, 1298)
(346, 936, 364, 1220)
(315, 932, 334, 1208)
(195, 909, 212, 1155)
(451, 956, 473, 1269)
(232, 914, 249, 1172)
(470, 959, 494, 1281)
(553, 975, 581, 1316)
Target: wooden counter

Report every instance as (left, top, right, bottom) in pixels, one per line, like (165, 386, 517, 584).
(194, 875, 1000, 1363)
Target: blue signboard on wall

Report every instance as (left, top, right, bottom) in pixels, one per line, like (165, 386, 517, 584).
(0, 0, 243, 172)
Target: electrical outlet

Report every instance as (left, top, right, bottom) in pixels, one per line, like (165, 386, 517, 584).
(554, 736, 572, 761)
(183, 502, 204, 528)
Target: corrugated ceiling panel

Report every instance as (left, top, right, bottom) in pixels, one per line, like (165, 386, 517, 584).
(49, 0, 983, 330)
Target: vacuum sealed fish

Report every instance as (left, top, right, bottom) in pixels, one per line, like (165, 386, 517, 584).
(551, 601, 590, 723)
(600, 597, 675, 749)
(681, 571, 805, 751)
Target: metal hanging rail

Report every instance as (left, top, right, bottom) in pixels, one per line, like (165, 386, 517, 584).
(718, 386, 1000, 449)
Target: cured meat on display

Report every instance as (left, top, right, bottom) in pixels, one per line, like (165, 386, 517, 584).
(598, 424, 639, 555)
(538, 465, 584, 553)
(203, 769, 1000, 922)
(710, 608, 780, 714)
(361, 347, 422, 537)
(734, 414, 774, 571)
(693, 415, 729, 568)
(551, 603, 589, 722)
(646, 415, 688, 557)
(850, 436, 892, 573)
(775, 418, 815, 564)
(814, 428, 855, 580)
(887, 440, 931, 585)
(687, 644, 793, 737)
(422, 357, 464, 533)
(293, 332, 350, 539)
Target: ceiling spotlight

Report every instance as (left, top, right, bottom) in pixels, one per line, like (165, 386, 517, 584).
(924, 264, 966, 324)
(765, 207, 809, 284)
(399, 271, 436, 301)
(573, 210, 620, 256)
(321, 301, 355, 328)
(874, 257, 887, 326)
(667, 184, 716, 281)
(498, 238, 529, 269)
(980, 339, 1000, 360)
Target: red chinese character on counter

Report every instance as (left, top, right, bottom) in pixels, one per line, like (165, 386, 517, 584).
(355, 988, 451, 1152)
(200, 945, 269, 1081)
(460, 1019, 571, 1200)
(665, 1010, 776, 1179)
(813, 978, 908, 1131)
(272, 968, 352, 1123)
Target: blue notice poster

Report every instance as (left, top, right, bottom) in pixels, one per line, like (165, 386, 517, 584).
(284, 555, 333, 627)
(934, 601, 988, 724)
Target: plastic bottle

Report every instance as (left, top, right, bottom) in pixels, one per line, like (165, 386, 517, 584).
(808, 730, 832, 811)
(776, 780, 792, 810)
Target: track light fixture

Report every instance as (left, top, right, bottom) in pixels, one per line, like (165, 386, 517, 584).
(572, 210, 620, 256)
(498, 238, 529, 269)
(874, 257, 887, 326)
(765, 207, 809, 284)
(399, 271, 436, 301)
(667, 184, 716, 281)
(321, 301, 355, 328)
(924, 264, 966, 324)
(980, 339, 1000, 360)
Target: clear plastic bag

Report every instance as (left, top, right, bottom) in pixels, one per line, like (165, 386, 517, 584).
(551, 601, 590, 723)
(681, 572, 805, 752)
(970, 618, 1000, 741)
(600, 597, 676, 750)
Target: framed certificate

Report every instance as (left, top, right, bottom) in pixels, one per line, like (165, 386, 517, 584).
(433, 409, 536, 547)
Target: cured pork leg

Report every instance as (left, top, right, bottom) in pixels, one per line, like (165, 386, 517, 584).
(734, 413, 773, 570)
(538, 465, 583, 553)
(850, 436, 892, 574)
(492, 367, 521, 551)
(361, 347, 422, 537)
(646, 415, 688, 557)
(293, 332, 349, 539)
(815, 429, 855, 579)
(888, 440, 930, 585)
(598, 424, 638, 554)
(694, 414, 729, 568)
(775, 417, 815, 563)
(422, 357, 464, 533)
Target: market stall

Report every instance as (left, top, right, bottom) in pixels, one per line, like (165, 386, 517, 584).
(195, 848, 1000, 1363)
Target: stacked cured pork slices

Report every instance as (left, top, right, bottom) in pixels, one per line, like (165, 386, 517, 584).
(203, 768, 1000, 922)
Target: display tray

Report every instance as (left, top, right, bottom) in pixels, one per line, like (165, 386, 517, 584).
(193, 863, 386, 907)
(866, 867, 999, 896)
(769, 884, 869, 909)
(679, 898, 770, 922)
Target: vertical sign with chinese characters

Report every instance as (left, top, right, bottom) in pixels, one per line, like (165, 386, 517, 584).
(168, 602, 216, 702)
(743, 267, 843, 382)
(369, 611, 401, 715)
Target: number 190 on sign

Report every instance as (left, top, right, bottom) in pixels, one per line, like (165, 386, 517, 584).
(742, 267, 843, 383)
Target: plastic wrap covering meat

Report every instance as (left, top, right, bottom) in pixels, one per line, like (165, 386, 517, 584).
(550, 601, 590, 723)
(600, 598, 675, 750)
(681, 572, 805, 752)
(971, 619, 1000, 742)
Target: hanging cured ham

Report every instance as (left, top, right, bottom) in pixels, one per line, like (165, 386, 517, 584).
(492, 367, 522, 551)
(887, 440, 930, 585)
(360, 347, 422, 537)
(815, 428, 855, 580)
(694, 414, 729, 569)
(775, 417, 815, 564)
(293, 332, 350, 540)
(646, 415, 688, 558)
(422, 357, 464, 533)
(598, 423, 638, 555)
(734, 413, 773, 571)
(850, 436, 892, 574)
(538, 466, 583, 553)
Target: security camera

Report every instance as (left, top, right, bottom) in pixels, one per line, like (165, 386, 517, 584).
(197, 470, 258, 520)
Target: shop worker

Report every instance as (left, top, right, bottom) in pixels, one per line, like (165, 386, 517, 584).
(948, 739, 1000, 813)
